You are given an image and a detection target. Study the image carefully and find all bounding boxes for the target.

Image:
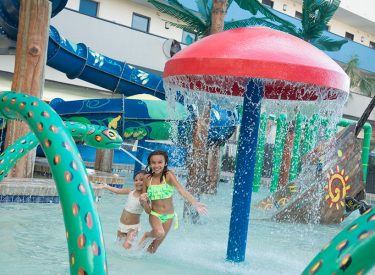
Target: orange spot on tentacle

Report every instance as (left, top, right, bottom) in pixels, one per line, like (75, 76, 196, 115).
(340, 255, 352, 271)
(78, 184, 86, 194)
(37, 123, 43, 132)
(44, 139, 51, 148)
(92, 242, 100, 256)
(309, 260, 322, 274)
(85, 212, 93, 229)
(64, 171, 73, 183)
(41, 111, 50, 118)
(72, 203, 79, 216)
(77, 234, 86, 249)
(53, 155, 61, 165)
(70, 253, 75, 266)
(348, 224, 359, 232)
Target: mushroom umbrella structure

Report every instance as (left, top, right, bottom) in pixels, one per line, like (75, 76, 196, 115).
(163, 27, 350, 263)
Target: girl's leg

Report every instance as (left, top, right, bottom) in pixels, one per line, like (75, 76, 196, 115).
(123, 229, 137, 249)
(138, 214, 164, 247)
(147, 218, 173, 253)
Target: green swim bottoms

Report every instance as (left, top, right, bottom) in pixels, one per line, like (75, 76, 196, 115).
(150, 210, 178, 229)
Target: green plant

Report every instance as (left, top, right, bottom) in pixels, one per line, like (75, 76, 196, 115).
(248, 0, 348, 51)
(343, 55, 375, 96)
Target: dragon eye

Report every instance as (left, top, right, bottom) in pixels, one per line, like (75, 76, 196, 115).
(108, 131, 116, 138)
(95, 135, 103, 142)
(103, 130, 116, 140)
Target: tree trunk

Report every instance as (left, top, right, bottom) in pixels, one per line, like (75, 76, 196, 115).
(184, 105, 211, 223)
(210, 0, 228, 34)
(4, 0, 51, 178)
(278, 128, 295, 188)
(95, 149, 114, 173)
(205, 145, 221, 194)
(200, 0, 228, 194)
(184, 0, 228, 222)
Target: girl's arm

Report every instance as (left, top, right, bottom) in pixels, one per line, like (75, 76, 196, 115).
(140, 194, 152, 214)
(140, 175, 151, 213)
(102, 184, 131, 194)
(167, 171, 208, 215)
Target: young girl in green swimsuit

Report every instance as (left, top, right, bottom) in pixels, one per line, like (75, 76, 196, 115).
(139, 150, 207, 253)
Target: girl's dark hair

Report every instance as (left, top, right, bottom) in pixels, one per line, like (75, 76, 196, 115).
(146, 150, 169, 182)
(133, 169, 146, 180)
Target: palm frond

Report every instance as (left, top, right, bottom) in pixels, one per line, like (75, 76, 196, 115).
(234, 0, 294, 28)
(224, 17, 298, 36)
(195, 0, 210, 19)
(358, 77, 375, 96)
(310, 36, 348, 51)
(317, 0, 340, 26)
(343, 56, 361, 88)
(148, 0, 207, 29)
(343, 55, 375, 96)
(302, 0, 341, 40)
(165, 21, 206, 37)
(344, 55, 359, 72)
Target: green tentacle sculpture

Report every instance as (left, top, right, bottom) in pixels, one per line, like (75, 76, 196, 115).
(0, 121, 122, 182)
(303, 207, 375, 274)
(0, 91, 107, 274)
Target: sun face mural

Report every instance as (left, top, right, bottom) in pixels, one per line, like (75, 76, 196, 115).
(325, 165, 351, 210)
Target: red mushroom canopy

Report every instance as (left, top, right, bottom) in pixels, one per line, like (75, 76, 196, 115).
(164, 27, 349, 101)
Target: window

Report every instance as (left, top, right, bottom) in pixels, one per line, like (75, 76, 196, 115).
(295, 11, 302, 19)
(131, 13, 150, 33)
(79, 0, 98, 17)
(345, 32, 354, 41)
(370, 41, 375, 49)
(182, 30, 196, 45)
(262, 0, 274, 8)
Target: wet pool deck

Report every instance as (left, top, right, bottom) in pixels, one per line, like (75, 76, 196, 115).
(0, 158, 126, 203)
(0, 176, 109, 203)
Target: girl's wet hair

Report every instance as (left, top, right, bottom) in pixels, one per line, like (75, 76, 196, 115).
(133, 169, 146, 180)
(146, 150, 169, 181)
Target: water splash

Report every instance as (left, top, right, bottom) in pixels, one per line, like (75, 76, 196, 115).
(164, 75, 349, 224)
(119, 146, 146, 168)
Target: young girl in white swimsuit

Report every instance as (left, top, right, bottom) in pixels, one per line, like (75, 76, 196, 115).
(102, 170, 150, 249)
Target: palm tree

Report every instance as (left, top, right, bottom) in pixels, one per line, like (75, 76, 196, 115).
(244, 0, 348, 51)
(344, 56, 375, 96)
(147, 0, 293, 38)
(149, 0, 346, 52)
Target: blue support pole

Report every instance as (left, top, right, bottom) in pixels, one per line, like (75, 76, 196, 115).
(226, 79, 263, 262)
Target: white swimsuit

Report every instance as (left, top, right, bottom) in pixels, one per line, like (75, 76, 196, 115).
(124, 190, 143, 215)
(118, 191, 143, 234)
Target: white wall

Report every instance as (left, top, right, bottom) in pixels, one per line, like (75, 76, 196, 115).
(66, 0, 186, 43)
(51, 8, 184, 72)
(340, 0, 375, 23)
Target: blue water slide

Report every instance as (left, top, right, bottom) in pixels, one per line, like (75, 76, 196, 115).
(0, 0, 237, 144)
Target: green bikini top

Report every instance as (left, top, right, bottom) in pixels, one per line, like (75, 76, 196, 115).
(147, 176, 174, 201)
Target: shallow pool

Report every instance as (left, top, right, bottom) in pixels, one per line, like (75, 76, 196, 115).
(0, 177, 372, 274)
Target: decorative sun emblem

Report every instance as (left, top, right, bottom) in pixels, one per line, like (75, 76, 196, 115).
(324, 165, 351, 209)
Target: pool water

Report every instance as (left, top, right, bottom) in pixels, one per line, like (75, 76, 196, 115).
(0, 177, 372, 275)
